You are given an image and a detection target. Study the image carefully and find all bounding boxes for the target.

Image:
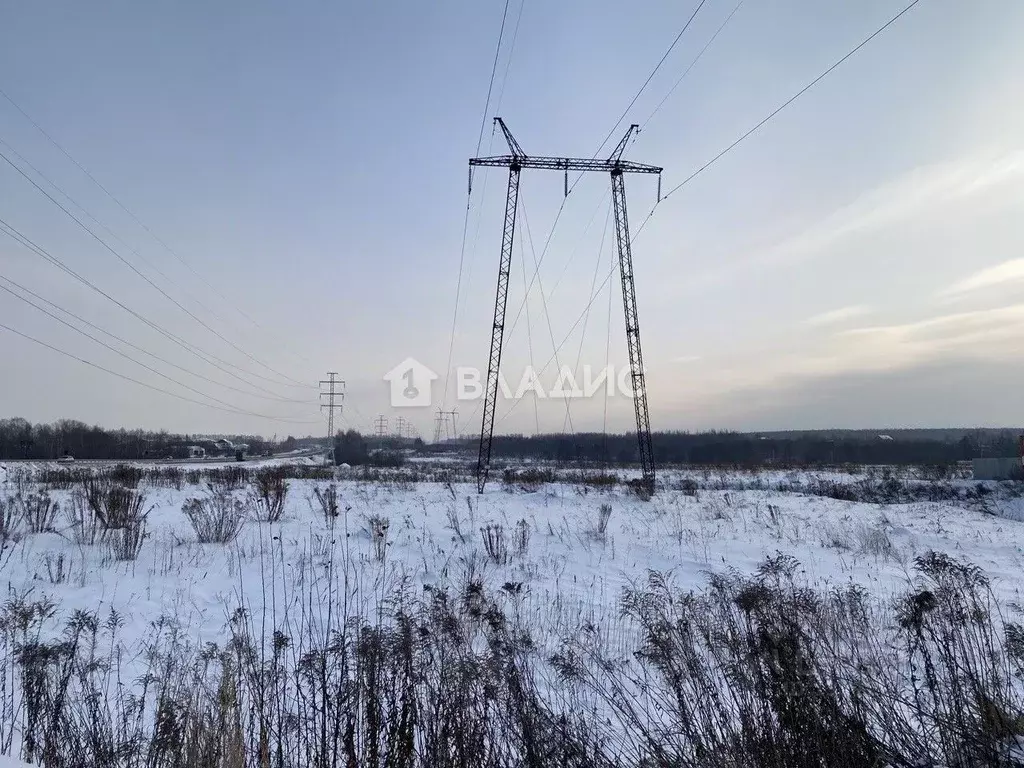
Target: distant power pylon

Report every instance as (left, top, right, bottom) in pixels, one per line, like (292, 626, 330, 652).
(469, 118, 660, 495)
(319, 373, 345, 459)
(374, 415, 389, 442)
(394, 416, 407, 440)
(433, 409, 458, 443)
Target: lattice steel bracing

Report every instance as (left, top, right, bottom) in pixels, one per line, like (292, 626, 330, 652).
(610, 170, 655, 491)
(471, 118, 660, 494)
(476, 165, 520, 493)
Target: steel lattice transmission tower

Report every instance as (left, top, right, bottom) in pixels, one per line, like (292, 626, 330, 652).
(319, 373, 344, 461)
(470, 118, 661, 494)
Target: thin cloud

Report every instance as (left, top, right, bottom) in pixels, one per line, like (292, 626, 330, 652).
(691, 149, 1024, 288)
(804, 305, 872, 327)
(939, 258, 1024, 296)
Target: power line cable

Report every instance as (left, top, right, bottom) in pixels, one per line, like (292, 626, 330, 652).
(0, 320, 320, 425)
(499, 0, 918, 432)
(0, 218, 307, 400)
(0, 146, 313, 390)
(565, 201, 613, 434)
(0, 270, 312, 404)
(591, 0, 709, 159)
(0, 136, 253, 341)
(0, 280, 313, 419)
(642, 0, 745, 126)
(441, 0, 514, 409)
(0, 84, 315, 365)
(658, 0, 923, 202)
(484, 0, 711, 357)
(519, 197, 575, 438)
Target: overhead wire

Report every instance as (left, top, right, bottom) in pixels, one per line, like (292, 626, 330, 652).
(0, 146, 313, 390)
(0, 136, 245, 334)
(440, 0, 514, 411)
(0, 270, 310, 404)
(0, 85, 315, 367)
(657, 0, 923, 204)
(518, 222, 541, 435)
(0, 280, 314, 420)
(0, 320, 319, 425)
(565, 201, 613, 435)
(486, 0, 711, 383)
(641, 0, 745, 126)
(590, 0, 709, 159)
(519, 195, 575, 437)
(456, 0, 526, 353)
(0, 217, 312, 401)
(497, 0, 925, 431)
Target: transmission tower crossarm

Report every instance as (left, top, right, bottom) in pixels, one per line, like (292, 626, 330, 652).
(469, 155, 661, 174)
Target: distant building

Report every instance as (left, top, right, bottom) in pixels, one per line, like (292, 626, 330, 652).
(188, 445, 206, 459)
(213, 439, 234, 452)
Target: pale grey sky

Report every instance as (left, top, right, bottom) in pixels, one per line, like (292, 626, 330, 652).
(0, 0, 1021, 438)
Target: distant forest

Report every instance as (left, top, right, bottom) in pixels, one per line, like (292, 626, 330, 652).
(465, 428, 1024, 467)
(0, 418, 321, 461)
(1, 417, 1022, 466)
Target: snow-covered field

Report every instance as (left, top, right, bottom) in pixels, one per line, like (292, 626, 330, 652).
(0, 459, 1022, 764)
(1, 463, 1020, 652)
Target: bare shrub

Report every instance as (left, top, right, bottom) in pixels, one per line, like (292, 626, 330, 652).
(0, 494, 22, 544)
(17, 492, 60, 534)
(183, 492, 245, 544)
(107, 516, 148, 561)
(43, 553, 70, 584)
(205, 465, 252, 492)
(596, 502, 612, 537)
(83, 480, 148, 530)
(310, 483, 340, 522)
(854, 521, 897, 560)
(513, 518, 530, 557)
(0, 495, 22, 569)
(502, 467, 555, 493)
(63, 489, 100, 546)
(446, 505, 466, 544)
(626, 477, 653, 501)
(106, 463, 143, 488)
(252, 468, 288, 522)
(556, 551, 1024, 767)
(366, 514, 389, 561)
(480, 523, 508, 565)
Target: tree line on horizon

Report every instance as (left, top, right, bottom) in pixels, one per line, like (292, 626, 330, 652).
(0, 417, 1021, 466)
(452, 429, 1024, 467)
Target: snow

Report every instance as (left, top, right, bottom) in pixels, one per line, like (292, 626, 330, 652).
(0, 461, 1022, 760)
(2, 464, 1022, 656)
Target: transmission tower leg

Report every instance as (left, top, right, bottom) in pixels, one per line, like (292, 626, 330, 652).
(610, 170, 656, 494)
(476, 165, 521, 493)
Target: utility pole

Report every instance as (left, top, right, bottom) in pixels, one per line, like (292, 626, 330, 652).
(469, 118, 660, 495)
(319, 373, 345, 461)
